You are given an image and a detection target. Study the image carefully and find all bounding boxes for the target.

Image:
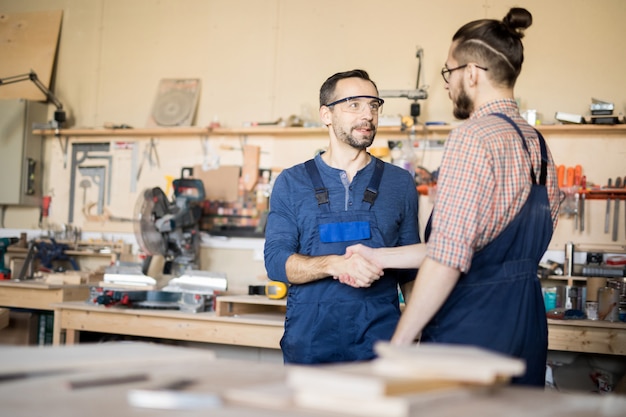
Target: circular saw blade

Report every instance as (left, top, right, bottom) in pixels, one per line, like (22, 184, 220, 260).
(134, 188, 168, 256)
(151, 90, 194, 126)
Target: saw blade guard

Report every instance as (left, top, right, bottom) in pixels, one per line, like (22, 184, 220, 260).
(134, 187, 169, 256)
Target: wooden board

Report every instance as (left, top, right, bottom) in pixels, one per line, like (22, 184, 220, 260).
(223, 382, 295, 410)
(373, 342, 526, 384)
(0, 341, 216, 376)
(294, 384, 473, 417)
(0, 10, 63, 100)
(288, 362, 465, 398)
(43, 270, 103, 285)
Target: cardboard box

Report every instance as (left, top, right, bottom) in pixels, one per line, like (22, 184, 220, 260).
(193, 164, 240, 201)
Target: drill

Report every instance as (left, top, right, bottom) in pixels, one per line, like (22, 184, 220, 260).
(0, 237, 19, 280)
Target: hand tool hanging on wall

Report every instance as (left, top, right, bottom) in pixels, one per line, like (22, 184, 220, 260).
(622, 175, 626, 237)
(604, 178, 612, 234)
(136, 138, 160, 181)
(69, 143, 111, 223)
(613, 177, 622, 241)
(556, 164, 582, 219)
(573, 166, 581, 230)
(78, 166, 106, 215)
(580, 176, 586, 232)
(83, 203, 134, 222)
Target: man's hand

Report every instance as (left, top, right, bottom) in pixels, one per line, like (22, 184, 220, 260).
(346, 243, 381, 266)
(285, 252, 382, 286)
(333, 245, 383, 288)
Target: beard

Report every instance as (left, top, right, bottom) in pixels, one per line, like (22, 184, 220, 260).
(333, 122, 376, 150)
(453, 84, 473, 120)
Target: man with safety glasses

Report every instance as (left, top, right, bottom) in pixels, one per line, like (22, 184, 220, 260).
(264, 69, 420, 364)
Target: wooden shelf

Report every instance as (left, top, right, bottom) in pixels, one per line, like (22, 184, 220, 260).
(33, 123, 626, 139)
(215, 294, 286, 318)
(34, 127, 211, 137)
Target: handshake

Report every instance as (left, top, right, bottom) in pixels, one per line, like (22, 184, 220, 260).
(333, 244, 383, 288)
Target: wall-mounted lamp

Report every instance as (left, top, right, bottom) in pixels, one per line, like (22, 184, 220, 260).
(379, 48, 428, 121)
(0, 70, 66, 128)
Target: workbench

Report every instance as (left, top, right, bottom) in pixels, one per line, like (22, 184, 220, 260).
(0, 280, 90, 310)
(52, 296, 284, 347)
(51, 295, 626, 357)
(0, 280, 92, 345)
(1, 341, 624, 417)
(548, 318, 626, 355)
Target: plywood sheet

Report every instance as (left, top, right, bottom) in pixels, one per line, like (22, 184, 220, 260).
(0, 10, 63, 100)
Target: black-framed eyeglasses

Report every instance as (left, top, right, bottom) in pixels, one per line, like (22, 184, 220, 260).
(441, 64, 488, 83)
(324, 95, 384, 114)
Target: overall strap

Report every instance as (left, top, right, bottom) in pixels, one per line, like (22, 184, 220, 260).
(362, 157, 385, 209)
(305, 159, 330, 212)
(305, 157, 385, 212)
(492, 113, 548, 186)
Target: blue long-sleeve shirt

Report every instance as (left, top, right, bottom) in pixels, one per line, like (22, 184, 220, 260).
(264, 153, 420, 285)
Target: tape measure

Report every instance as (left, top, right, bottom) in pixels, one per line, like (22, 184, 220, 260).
(248, 281, 288, 299)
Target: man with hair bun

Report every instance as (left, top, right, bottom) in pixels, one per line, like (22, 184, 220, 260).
(344, 7, 560, 386)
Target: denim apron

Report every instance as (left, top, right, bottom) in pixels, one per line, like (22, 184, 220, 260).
(281, 157, 402, 364)
(423, 113, 553, 386)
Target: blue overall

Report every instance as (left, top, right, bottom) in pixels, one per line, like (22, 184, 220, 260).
(280, 157, 411, 364)
(423, 113, 552, 386)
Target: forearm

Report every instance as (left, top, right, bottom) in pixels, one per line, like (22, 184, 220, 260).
(391, 257, 460, 344)
(376, 244, 427, 270)
(285, 253, 344, 284)
(286, 252, 384, 287)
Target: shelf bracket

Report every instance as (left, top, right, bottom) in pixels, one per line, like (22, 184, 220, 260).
(52, 134, 70, 169)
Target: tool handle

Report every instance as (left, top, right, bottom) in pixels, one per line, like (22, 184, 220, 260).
(573, 165, 582, 186)
(566, 167, 574, 187)
(557, 165, 565, 188)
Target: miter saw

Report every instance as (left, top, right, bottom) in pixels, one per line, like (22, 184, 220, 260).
(134, 176, 206, 277)
(94, 174, 228, 312)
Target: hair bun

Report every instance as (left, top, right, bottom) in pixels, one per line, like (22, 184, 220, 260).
(503, 7, 532, 37)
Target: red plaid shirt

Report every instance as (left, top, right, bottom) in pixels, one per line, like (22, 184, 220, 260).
(428, 99, 560, 272)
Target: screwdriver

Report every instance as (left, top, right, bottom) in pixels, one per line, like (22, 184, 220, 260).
(605, 178, 612, 234)
(580, 175, 586, 232)
(557, 165, 565, 188)
(573, 166, 582, 230)
(613, 177, 622, 241)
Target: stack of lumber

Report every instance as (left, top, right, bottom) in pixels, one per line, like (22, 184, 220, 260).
(285, 342, 525, 417)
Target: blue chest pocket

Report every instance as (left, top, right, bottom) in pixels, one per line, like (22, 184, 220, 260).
(319, 221, 371, 243)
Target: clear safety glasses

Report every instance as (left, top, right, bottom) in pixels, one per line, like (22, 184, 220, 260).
(324, 95, 384, 115)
